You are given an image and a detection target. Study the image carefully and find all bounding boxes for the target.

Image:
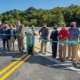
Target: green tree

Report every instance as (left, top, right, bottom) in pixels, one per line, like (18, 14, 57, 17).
(0, 14, 3, 20)
(1, 5, 80, 27)
(30, 19, 37, 26)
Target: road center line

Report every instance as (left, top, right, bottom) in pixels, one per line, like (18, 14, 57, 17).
(0, 54, 26, 75)
(0, 43, 40, 80)
(0, 55, 31, 80)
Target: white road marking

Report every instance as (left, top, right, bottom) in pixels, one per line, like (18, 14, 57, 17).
(37, 53, 80, 73)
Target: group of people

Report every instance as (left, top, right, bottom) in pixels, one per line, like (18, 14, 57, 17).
(0, 20, 25, 52)
(0, 20, 79, 62)
(39, 22, 79, 62)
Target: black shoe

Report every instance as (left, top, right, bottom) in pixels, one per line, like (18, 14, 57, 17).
(17, 50, 22, 52)
(52, 55, 56, 58)
(29, 53, 34, 55)
(8, 49, 11, 51)
(3, 47, 5, 50)
(61, 59, 65, 62)
(57, 58, 62, 60)
(7, 48, 10, 51)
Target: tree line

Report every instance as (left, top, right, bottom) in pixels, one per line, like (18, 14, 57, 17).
(0, 4, 80, 27)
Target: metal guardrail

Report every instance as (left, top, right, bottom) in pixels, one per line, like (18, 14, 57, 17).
(13, 27, 63, 31)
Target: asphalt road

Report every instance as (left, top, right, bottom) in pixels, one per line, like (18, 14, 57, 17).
(0, 29, 80, 80)
(5, 55, 80, 80)
(0, 49, 80, 80)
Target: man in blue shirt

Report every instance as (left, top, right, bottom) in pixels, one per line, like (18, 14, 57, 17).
(2, 24, 9, 50)
(67, 22, 79, 61)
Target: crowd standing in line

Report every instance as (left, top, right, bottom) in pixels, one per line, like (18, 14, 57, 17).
(0, 20, 25, 52)
(0, 21, 79, 62)
(39, 22, 79, 62)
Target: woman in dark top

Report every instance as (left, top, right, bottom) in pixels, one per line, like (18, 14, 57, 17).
(2, 24, 9, 50)
(50, 25, 58, 58)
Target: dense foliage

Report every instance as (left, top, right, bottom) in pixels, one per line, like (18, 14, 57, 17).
(0, 4, 80, 27)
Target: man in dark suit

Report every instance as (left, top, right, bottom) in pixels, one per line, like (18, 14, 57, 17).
(50, 25, 58, 58)
(7, 25, 16, 51)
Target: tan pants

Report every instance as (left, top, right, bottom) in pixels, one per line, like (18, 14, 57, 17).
(41, 41, 47, 53)
(9, 37, 15, 50)
(68, 39, 78, 60)
(17, 37, 25, 51)
(59, 43, 67, 60)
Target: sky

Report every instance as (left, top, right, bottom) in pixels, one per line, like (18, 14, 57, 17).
(0, 0, 80, 13)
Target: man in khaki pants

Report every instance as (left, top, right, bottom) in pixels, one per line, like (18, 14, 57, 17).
(58, 23, 69, 62)
(39, 23, 49, 55)
(67, 22, 79, 61)
(16, 20, 25, 52)
(7, 25, 16, 51)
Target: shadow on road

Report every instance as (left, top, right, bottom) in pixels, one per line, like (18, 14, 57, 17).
(25, 54, 77, 73)
(0, 49, 24, 59)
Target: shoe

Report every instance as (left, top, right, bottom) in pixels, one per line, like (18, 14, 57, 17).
(18, 50, 21, 52)
(29, 53, 34, 55)
(8, 49, 11, 51)
(13, 49, 15, 51)
(52, 55, 56, 58)
(71, 59, 74, 62)
(39, 51, 43, 52)
(43, 53, 46, 55)
(22, 50, 25, 53)
(57, 58, 62, 60)
(66, 57, 70, 59)
(3, 48, 5, 50)
(61, 59, 65, 62)
(8, 48, 11, 51)
(33, 51, 36, 54)
(24, 52, 26, 54)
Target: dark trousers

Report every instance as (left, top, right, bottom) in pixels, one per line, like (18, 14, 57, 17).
(2, 39, 9, 49)
(52, 42, 57, 58)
